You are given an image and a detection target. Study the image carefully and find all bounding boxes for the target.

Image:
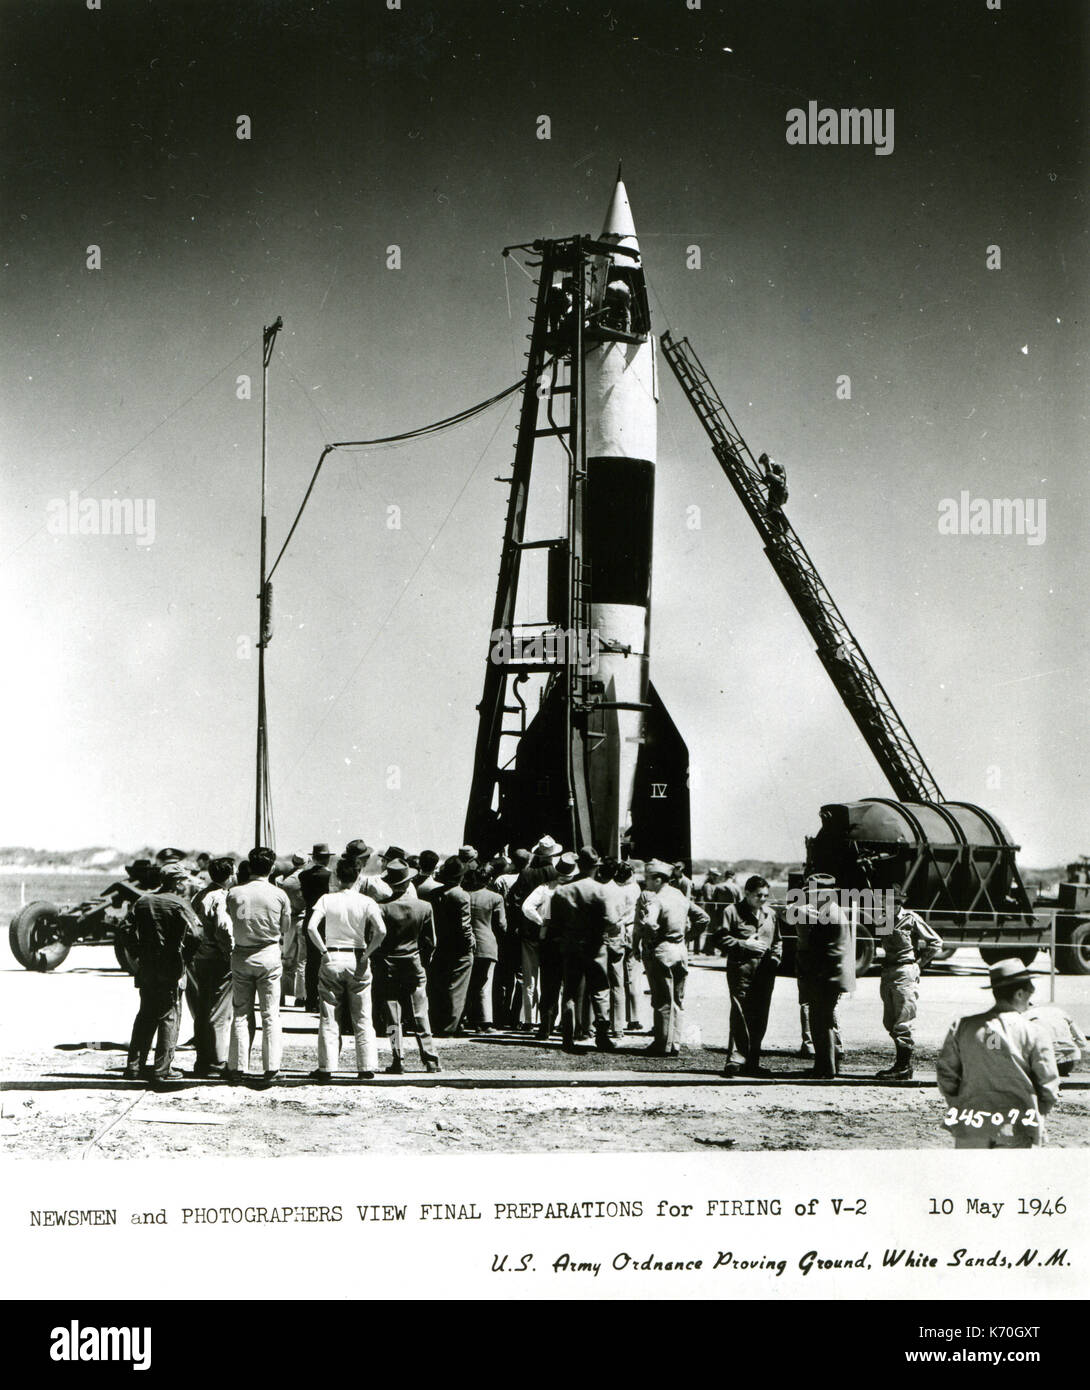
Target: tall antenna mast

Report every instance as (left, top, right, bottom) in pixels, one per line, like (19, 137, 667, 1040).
(255, 315, 283, 848)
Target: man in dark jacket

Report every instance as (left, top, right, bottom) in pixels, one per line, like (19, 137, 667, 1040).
(299, 843, 333, 1011)
(428, 857, 475, 1035)
(717, 875, 782, 1077)
(123, 862, 202, 1087)
(552, 847, 616, 1053)
(794, 874, 854, 1079)
(464, 866, 505, 1031)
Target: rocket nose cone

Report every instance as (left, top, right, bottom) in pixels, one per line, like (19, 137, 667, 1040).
(600, 173, 639, 256)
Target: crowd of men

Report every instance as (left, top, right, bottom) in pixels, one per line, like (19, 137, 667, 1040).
(116, 837, 1082, 1146)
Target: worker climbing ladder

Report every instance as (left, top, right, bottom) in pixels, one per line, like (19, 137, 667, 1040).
(661, 330, 945, 806)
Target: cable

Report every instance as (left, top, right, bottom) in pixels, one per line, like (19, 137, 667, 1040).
(280, 390, 519, 778)
(266, 375, 525, 581)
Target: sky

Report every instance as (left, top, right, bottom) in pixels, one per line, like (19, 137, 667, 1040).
(0, 0, 1086, 864)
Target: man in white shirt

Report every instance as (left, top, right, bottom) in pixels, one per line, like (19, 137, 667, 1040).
(306, 856, 387, 1080)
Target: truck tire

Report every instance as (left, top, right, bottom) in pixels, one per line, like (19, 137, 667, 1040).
(113, 938, 139, 974)
(854, 925, 875, 976)
(1057, 920, 1090, 977)
(9, 902, 72, 971)
(979, 944, 1038, 968)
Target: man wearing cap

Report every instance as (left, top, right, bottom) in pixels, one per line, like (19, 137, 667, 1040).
(299, 843, 334, 1012)
(377, 858, 440, 1073)
(717, 875, 781, 1077)
(551, 848, 616, 1053)
(633, 860, 702, 1057)
(874, 887, 942, 1080)
(123, 861, 202, 1087)
(428, 856, 475, 1035)
(936, 960, 1061, 1148)
(794, 874, 853, 1079)
(306, 856, 386, 1080)
(225, 846, 291, 1086)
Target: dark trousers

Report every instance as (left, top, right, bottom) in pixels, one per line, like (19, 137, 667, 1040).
(561, 941, 609, 1047)
(127, 974, 183, 1079)
(371, 955, 390, 1034)
(304, 913, 324, 1010)
(384, 954, 436, 1062)
(623, 945, 643, 1027)
(430, 952, 473, 1035)
(807, 985, 843, 1077)
(493, 936, 521, 1026)
(187, 956, 233, 1072)
(726, 952, 778, 1065)
(607, 941, 627, 1032)
(538, 938, 563, 1035)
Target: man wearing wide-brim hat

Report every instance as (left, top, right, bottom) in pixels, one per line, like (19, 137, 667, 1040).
(936, 959, 1061, 1148)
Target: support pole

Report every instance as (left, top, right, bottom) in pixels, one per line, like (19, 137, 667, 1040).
(255, 316, 283, 848)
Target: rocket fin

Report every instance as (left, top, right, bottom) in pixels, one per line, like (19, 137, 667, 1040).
(628, 681, 691, 866)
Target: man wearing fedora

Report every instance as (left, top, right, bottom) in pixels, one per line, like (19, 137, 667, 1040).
(552, 847, 616, 1053)
(377, 857, 440, 1072)
(428, 855, 475, 1035)
(936, 959, 1061, 1148)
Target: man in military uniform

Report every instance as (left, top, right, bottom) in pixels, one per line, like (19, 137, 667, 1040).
(937, 960, 1060, 1148)
(717, 875, 780, 1077)
(123, 861, 202, 1088)
(874, 887, 942, 1080)
(634, 860, 706, 1058)
(794, 874, 853, 1079)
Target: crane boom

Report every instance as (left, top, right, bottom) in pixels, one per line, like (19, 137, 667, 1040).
(661, 331, 945, 805)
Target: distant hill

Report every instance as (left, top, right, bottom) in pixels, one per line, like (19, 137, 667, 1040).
(0, 846, 133, 873)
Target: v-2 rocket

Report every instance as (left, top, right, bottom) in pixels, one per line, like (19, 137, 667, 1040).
(464, 173, 691, 864)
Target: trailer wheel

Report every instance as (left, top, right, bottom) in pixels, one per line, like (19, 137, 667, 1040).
(113, 938, 139, 974)
(854, 925, 875, 976)
(9, 902, 72, 971)
(979, 945, 1038, 968)
(1057, 920, 1090, 977)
